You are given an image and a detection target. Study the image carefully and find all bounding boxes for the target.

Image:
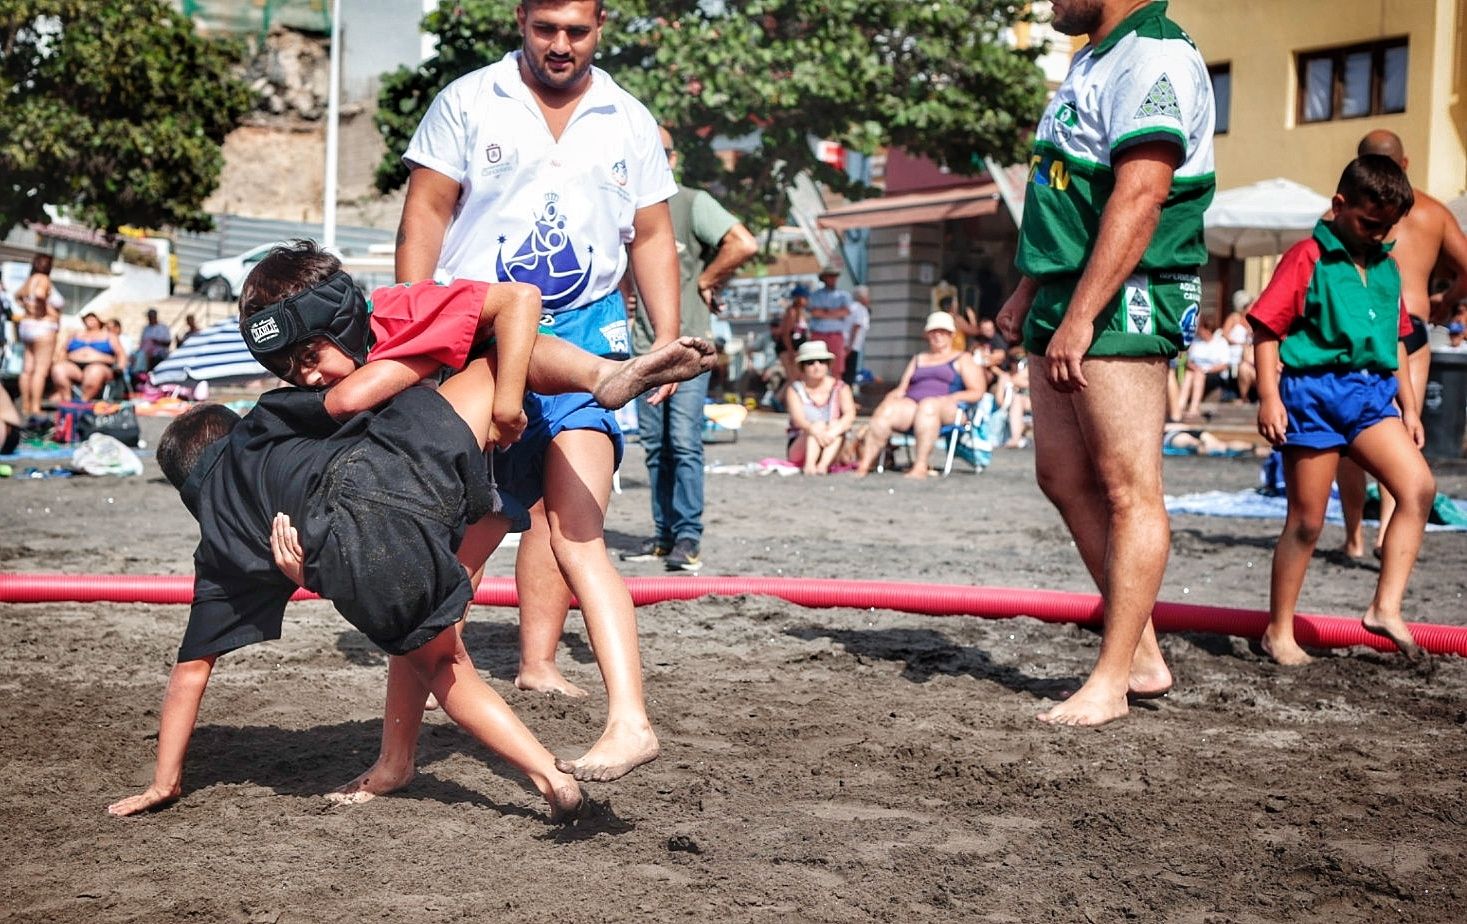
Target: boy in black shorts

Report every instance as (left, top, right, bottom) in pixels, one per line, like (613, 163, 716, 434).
(105, 357, 596, 820)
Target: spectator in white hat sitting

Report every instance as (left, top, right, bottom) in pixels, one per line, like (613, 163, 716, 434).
(785, 340, 856, 475)
(854, 312, 987, 479)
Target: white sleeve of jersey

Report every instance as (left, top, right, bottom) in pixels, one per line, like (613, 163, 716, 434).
(627, 104, 678, 211)
(403, 79, 471, 184)
(1102, 44, 1212, 161)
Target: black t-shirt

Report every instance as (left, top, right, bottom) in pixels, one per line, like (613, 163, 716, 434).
(177, 388, 353, 661)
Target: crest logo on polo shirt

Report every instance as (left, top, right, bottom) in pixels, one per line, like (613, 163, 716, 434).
(496, 192, 593, 310)
(485, 143, 502, 164)
(249, 316, 281, 345)
(1135, 75, 1182, 121)
(611, 159, 628, 186)
(1052, 101, 1079, 141)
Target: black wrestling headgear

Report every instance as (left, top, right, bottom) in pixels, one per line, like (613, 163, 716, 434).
(241, 270, 373, 367)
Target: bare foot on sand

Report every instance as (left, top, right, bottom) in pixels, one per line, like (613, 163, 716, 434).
(1037, 681, 1128, 727)
(1261, 630, 1313, 666)
(1127, 664, 1174, 699)
(592, 337, 716, 410)
(1127, 640, 1173, 699)
(107, 783, 181, 817)
(555, 722, 660, 783)
(545, 778, 586, 823)
(902, 467, 934, 480)
(326, 761, 416, 805)
(1362, 608, 1423, 661)
(515, 663, 589, 698)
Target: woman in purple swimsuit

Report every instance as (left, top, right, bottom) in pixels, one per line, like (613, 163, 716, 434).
(855, 312, 987, 478)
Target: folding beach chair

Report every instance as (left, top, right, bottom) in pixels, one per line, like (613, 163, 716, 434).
(875, 394, 993, 476)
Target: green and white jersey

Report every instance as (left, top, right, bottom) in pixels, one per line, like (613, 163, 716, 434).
(1016, 1, 1215, 279)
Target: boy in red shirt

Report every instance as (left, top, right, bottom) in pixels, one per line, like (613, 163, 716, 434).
(1248, 156, 1435, 665)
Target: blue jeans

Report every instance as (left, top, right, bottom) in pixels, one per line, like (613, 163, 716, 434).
(637, 370, 708, 543)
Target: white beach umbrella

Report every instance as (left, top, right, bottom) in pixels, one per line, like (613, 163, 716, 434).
(1204, 178, 1331, 258)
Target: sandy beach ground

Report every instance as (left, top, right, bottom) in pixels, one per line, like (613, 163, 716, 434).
(2, 408, 1464, 923)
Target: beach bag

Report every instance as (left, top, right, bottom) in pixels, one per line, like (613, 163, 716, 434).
(53, 401, 140, 447)
(71, 433, 143, 477)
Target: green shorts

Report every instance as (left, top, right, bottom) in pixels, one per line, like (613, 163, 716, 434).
(1023, 269, 1201, 359)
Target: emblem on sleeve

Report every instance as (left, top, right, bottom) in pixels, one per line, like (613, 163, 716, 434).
(1135, 74, 1182, 121)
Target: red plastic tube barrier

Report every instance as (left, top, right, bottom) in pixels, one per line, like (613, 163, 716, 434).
(2, 572, 1463, 657)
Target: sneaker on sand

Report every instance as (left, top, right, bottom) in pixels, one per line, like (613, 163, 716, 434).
(620, 538, 670, 562)
(665, 538, 703, 572)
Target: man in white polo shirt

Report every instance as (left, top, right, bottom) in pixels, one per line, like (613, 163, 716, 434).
(381, 0, 678, 788)
(997, 0, 1215, 727)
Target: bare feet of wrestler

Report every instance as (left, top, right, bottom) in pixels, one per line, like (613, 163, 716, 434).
(107, 782, 181, 816)
(592, 337, 717, 410)
(1037, 678, 1129, 727)
(1362, 606, 1423, 662)
(326, 761, 417, 805)
(1260, 630, 1313, 666)
(555, 722, 660, 783)
(1128, 650, 1174, 699)
(545, 779, 586, 823)
(514, 662, 589, 698)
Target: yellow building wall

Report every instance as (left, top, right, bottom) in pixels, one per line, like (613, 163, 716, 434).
(1170, 0, 1467, 200)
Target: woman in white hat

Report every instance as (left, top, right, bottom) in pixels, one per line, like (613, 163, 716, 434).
(854, 311, 987, 478)
(785, 339, 856, 474)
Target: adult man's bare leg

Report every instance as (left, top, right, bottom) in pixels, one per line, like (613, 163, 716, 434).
(1030, 357, 1172, 725)
(541, 429, 659, 781)
(515, 502, 588, 697)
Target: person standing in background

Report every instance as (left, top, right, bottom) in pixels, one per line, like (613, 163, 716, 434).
(807, 265, 852, 381)
(843, 285, 871, 394)
(624, 127, 758, 572)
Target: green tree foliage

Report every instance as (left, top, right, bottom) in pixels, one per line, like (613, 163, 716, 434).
(0, 0, 252, 236)
(375, 0, 1047, 233)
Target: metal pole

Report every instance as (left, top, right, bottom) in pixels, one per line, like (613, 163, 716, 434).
(322, 0, 342, 248)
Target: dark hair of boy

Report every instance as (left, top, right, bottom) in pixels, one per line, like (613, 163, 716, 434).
(157, 403, 242, 489)
(1337, 154, 1415, 216)
(238, 240, 342, 379)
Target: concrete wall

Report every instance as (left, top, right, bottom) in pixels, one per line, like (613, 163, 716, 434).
(1172, 0, 1466, 199)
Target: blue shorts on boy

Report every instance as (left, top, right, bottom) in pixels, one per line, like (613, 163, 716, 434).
(496, 288, 629, 510)
(1279, 369, 1399, 450)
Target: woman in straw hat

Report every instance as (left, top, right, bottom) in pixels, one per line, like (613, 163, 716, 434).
(785, 339, 856, 474)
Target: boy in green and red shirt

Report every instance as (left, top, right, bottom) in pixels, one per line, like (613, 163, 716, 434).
(1248, 155, 1435, 665)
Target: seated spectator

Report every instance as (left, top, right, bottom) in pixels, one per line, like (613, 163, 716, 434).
(138, 308, 172, 370)
(998, 346, 1032, 448)
(784, 340, 855, 475)
(971, 316, 1008, 378)
(50, 312, 124, 401)
(1175, 317, 1230, 420)
(105, 319, 134, 376)
(1219, 292, 1256, 402)
(854, 312, 987, 479)
(1438, 321, 1467, 354)
(0, 387, 22, 456)
(175, 313, 200, 347)
(935, 295, 978, 351)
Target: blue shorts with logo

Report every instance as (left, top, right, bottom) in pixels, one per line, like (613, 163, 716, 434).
(1280, 369, 1399, 451)
(495, 289, 629, 514)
